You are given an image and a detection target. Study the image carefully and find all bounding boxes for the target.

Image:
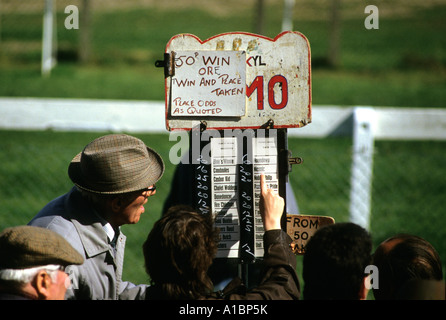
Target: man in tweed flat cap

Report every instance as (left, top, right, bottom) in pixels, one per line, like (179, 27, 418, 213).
(0, 225, 84, 300)
(28, 134, 164, 300)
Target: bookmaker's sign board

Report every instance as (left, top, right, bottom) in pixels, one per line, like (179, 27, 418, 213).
(163, 31, 312, 130)
(159, 32, 314, 263)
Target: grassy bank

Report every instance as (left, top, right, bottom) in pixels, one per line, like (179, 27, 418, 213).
(1, 4, 445, 107)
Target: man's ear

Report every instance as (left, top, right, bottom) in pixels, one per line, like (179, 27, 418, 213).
(34, 270, 52, 300)
(359, 275, 370, 300)
(110, 197, 123, 213)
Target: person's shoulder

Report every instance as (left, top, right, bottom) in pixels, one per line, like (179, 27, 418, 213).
(29, 188, 81, 225)
(28, 190, 81, 244)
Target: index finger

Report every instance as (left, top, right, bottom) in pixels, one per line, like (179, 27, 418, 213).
(260, 174, 267, 193)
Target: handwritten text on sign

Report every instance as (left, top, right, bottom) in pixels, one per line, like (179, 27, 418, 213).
(286, 215, 335, 255)
(170, 51, 246, 117)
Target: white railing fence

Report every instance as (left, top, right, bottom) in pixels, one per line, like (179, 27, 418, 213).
(1, 97, 445, 230)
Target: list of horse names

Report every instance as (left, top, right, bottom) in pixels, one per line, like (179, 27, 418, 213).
(170, 51, 246, 117)
(211, 136, 279, 259)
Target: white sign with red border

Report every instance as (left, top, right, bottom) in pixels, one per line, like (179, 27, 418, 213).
(163, 31, 311, 131)
(170, 50, 246, 118)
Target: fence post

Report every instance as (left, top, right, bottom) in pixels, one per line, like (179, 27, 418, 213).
(281, 0, 295, 31)
(41, 0, 57, 76)
(349, 107, 376, 230)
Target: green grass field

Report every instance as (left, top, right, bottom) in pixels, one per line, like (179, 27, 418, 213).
(0, 2, 445, 106)
(0, 1, 445, 297)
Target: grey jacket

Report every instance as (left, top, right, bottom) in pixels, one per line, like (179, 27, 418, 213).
(28, 187, 147, 300)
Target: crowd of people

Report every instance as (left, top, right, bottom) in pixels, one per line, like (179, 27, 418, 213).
(0, 134, 444, 300)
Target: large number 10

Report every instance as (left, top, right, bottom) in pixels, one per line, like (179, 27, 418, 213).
(246, 75, 288, 110)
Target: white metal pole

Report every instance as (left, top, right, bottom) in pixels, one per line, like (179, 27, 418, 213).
(42, 0, 56, 76)
(349, 107, 376, 230)
(282, 0, 295, 31)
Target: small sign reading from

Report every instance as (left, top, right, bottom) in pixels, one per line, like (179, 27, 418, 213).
(286, 214, 335, 255)
(170, 50, 246, 117)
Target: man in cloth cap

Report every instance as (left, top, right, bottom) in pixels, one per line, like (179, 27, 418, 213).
(28, 134, 164, 300)
(0, 225, 84, 300)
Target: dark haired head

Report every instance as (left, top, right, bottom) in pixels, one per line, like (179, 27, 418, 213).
(303, 222, 372, 300)
(372, 234, 443, 300)
(143, 205, 219, 299)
